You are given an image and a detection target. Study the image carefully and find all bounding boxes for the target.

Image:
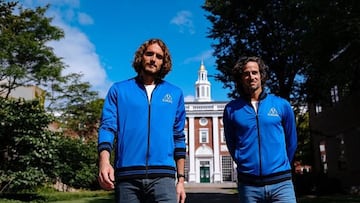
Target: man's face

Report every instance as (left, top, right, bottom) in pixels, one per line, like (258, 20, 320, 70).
(241, 61, 262, 94)
(141, 43, 164, 75)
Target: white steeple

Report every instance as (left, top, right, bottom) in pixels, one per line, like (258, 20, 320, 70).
(195, 61, 211, 102)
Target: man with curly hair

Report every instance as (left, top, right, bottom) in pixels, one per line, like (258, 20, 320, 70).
(97, 38, 186, 203)
(223, 56, 297, 203)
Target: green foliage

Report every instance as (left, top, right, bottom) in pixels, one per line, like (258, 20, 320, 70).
(0, 0, 102, 193)
(5, 168, 48, 191)
(295, 113, 313, 165)
(302, 0, 360, 104)
(203, 0, 360, 104)
(0, 98, 99, 192)
(0, 0, 65, 98)
(203, 0, 309, 100)
(203, 0, 360, 166)
(54, 137, 98, 189)
(46, 73, 103, 141)
(0, 98, 59, 192)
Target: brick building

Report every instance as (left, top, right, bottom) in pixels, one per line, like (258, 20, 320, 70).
(184, 62, 234, 183)
(309, 88, 360, 189)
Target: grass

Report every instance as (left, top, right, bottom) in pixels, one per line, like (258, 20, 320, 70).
(48, 196, 114, 203)
(1, 190, 360, 203)
(0, 189, 114, 203)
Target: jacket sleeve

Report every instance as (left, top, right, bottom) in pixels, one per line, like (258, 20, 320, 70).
(223, 105, 236, 161)
(173, 91, 186, 160)
(282, 100, 298, 163)
(98, 85, 118, 153)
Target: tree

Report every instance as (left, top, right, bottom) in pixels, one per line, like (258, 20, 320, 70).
(46, 73, 103, 140)
(54, 137, 98, 189)
(0, 1, 66, 191)
(203, 0, 360, 103)
(0, 0, 65, 98)
(0, 1, 102, 192)
(295, 113, 312, 165)
(0, 1, 102, 129)
(0, 98, 59, 192)
(203, 0, 309, 102)
(0, 98, 100, 192)
(302, 0, 360, 105)
(202, 0, 360, 166)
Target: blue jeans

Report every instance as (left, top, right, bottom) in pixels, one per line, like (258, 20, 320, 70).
(238, 180, 297, 203)
(115, 177, 177, 203)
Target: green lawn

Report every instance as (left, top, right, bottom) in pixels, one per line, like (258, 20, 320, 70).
(48, 196, 114, 203)
(1, 191, 360, 203)
(0, 197, 114, 203)
(0, 190, 114, 203)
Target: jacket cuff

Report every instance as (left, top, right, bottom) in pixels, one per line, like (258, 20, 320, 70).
(98, 142, 112, 154)
(174, 147, 186, 160)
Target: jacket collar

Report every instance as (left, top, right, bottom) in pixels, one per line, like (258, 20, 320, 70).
(135, 75, 163, 85)
(242, 90, 267, 102)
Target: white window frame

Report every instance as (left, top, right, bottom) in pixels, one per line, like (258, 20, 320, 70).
(220, 128, 225, 143)
(199, 128, 209, 143)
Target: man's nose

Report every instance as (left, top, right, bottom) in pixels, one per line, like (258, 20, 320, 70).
(150, 54, 157, 61)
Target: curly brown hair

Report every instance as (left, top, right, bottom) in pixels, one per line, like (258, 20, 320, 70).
(132, 38, 172, 81)
(232, 56, 269, 96)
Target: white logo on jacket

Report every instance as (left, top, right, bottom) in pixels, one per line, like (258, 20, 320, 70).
(162, 94, 173, 103)
(267, 107, 279, 117)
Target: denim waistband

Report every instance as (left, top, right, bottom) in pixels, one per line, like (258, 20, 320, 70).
(237, 170, 292, 186)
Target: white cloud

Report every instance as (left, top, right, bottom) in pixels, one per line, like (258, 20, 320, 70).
(48, 22, 110, 97)
(22, 0, 91, 26)
(170, 10, 195, 34)
(77, 12, 94, 25)
(20, 0, 111, 98)
(36, 0, 80, 7)
(183, 49, 213, 64)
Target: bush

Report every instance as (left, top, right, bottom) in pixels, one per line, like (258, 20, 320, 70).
(54, 137, 98, 190)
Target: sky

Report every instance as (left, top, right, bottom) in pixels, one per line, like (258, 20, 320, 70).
(19, 0, 230, 101)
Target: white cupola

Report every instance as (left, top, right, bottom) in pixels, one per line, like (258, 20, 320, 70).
(195, 61, 211, 102)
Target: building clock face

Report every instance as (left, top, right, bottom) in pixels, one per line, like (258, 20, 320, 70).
(199, 117, 208, 126)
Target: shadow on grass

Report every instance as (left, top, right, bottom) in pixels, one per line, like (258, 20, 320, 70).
(297, 195, 360, 203)
(0, 193, 45, 202)
(86, 195, 114, 203)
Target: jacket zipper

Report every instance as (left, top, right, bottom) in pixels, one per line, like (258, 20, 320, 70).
(145, 85, 156, 179)
(254, 102, 263, 178)
(146, 102, 150, 179)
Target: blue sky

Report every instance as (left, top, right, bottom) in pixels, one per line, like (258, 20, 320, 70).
(19, 0, 230, 101)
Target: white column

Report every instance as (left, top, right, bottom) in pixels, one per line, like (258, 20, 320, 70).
(212, 116, 221, 182)
(188, 116, 196, 182)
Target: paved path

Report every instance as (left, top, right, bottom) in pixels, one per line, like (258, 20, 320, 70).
(185, 183, 238, 203)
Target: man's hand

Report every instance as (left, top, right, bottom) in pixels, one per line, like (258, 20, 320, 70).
(98, 151, 115, 190)
(176, 179, 186, 203)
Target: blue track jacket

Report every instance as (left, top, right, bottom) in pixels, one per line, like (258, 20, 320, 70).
(98, 77, 186, 180)
(223, 92, 297, 186)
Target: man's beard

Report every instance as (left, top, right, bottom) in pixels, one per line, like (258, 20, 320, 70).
(143, 67, 158, 76)
(141, 66, 163, 82)
(245, 85, 260, 94)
